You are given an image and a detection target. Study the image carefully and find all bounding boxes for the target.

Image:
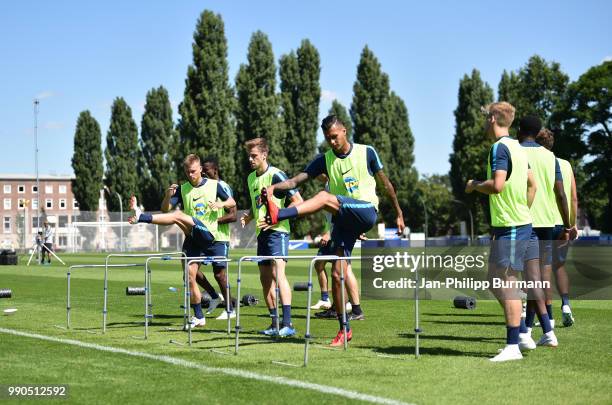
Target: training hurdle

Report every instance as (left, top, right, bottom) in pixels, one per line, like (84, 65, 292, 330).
(103, 252, 184, 333)
(234, 254, 342, 355)
(144, 255, 232, 346)
(66, 263, 142, 330)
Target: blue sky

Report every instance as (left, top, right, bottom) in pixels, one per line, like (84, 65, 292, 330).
(1, 1, 610, 178)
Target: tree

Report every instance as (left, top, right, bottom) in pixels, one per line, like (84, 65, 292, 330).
(235, 31, 282, 205)
(104, 97, 139, 213)
(350, 46, 392, 167)
(71, 111, 104, 211)
(449, 69, 494, 235)
(139, 86, 177, 211)
(564, 61, 612, 231)
(177, 10, 236, 188)
(279, 39, 321, 237)
(415, 175, 456, 236)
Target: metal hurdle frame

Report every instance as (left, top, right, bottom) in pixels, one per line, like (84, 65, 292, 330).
(234, 254, 342, 355)
(103, 252, 184, 333)
(66, 263, 143, 330)
(144, 255, 232, 346)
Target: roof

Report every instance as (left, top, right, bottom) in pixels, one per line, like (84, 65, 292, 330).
(0, 174, 75, 181)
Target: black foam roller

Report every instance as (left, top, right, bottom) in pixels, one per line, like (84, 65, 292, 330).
(453, 296, 476, 309)
(293, 282, 309, 292)
(126, 287, 146, 296)
(240, 294, 258, 306)
(0, 289, 12, 298)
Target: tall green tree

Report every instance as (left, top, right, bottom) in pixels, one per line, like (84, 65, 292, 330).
(139, 86, 177, 211)
(319, 99, 352, 153)
(351, 46, 393, 166)
(449, 69, 494, 234)
(235, 31, 282, 205)
(71, 111, 104, 211)
(177, 10, 236, 187)
(279, 39, 321, 237)
(564, 61, 612, 231)
(414, 175, 456, 236)
(104, 97, 139, 213)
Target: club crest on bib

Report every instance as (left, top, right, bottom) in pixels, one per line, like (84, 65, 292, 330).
(344, 176, 359, 193)
(194, 202, 207, 217)
(255, 194, 263, 209)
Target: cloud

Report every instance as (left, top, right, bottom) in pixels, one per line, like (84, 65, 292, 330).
(321, 89, 338, 103)
(35, 91, 56, 100)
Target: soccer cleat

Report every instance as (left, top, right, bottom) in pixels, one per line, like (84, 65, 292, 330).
(189, 316, 206, 328)
(519, 333, 536, 351)
(278, 325, 297, 337)
(205, 297, 222, 314)
(259, 324, 279, 336)
(348, 312, 365, 321)
(310, 299, 332, 310)
(490, 345, 523, 362)
(260, 187, 279, 225)
(128, 196, 142, 224)
(537, 331, 559, 347)
(315, 308, 337, 319)
(330, 328, 352, 347)
(215, 310, 236, 320)
(561, 305, 574, 327)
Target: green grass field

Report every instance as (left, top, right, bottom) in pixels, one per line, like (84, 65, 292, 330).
(1, 249, 611, 404)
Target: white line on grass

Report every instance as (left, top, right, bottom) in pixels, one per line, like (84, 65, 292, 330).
(0, 328, 412, 405)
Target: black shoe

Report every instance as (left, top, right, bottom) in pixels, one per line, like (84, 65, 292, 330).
(348, 312, 365, 321)
(315, 308, 337, 319)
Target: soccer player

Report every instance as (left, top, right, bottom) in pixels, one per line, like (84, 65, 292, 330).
(241, 138, 303, 337)
(465, 102, 539, 362)
(41, 221, 54, 264)
(258, 115, 404, 346)
(536, 128, 578, 326)
(129, 154, 236, 329)
(517, 116, 570, 340)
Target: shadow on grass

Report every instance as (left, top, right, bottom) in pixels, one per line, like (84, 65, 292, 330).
(422, 312, 499, 318)
(426, 320, 506, 326)
(364, 345, 490, 358)
(399, 332, 503, 343)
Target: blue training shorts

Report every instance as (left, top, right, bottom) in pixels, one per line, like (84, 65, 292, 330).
(533, 227, 554, 266)
(489, 223, 539, 272)
(329, 195, 377, 257)
(257, 230, 289, 265)
(552, 225, 569, 266)
(182, 237, 229, 269)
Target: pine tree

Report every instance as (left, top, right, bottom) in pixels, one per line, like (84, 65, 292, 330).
(235, 31, 282, 204)
(139, 86, 177, 211)
(71, 111, 103, 211)
(449, 69, 494, 234)
(104, 97, 139, 214)
(177, 10, 236, 187)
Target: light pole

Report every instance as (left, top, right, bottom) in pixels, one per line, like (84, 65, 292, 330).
(415, 193, 427, 358)
(33, 99, 41, 262)
(452, 199, 474, 246)
(104, 186, 123, 252)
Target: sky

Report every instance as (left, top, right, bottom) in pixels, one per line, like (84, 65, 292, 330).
(1, 1, 610, 178)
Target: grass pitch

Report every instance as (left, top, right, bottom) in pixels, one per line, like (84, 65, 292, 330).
(0, 249, 610, 404)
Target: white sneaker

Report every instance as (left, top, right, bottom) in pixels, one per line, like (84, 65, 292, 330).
(310, 299, 332, 310)
(189, 316, 206, 328)
(519, 333, 537, 351)
(562, 305, 574, 327)
(537, 331, 558, 347)
(346, 302, 352, 313)
(205, 297, 222, 314)
(215, 310, 236, 320)
(490, 345, 523, 362)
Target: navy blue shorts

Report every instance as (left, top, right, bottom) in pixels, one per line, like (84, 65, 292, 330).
(533, 227, 554, 266)
(552, 225, 569, 266)
(183, 228, 229, 270)
(257, 230, 289, 265)
(329, 195, 377, 257)
(489, 224, 539, 272)
(317, 240, 335, 262)
(191, 217, 215, 247)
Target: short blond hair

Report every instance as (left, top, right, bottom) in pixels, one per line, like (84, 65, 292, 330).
(484, 102, 515, 128)
(244, 137, 269, 154)
(183, 153, 201, 168)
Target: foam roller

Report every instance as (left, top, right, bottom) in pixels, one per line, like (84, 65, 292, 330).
(453, 296, 476, 309)
(126, 287, 146, 296)
(293, 282, 309, 292)
(0, 289, 12, 298)
(241, 294, 258, 306)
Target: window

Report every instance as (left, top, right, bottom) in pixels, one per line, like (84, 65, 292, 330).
(73, 199, 79, 209)
(18, 185, 25, 193)
(45, 185, 53, 194)
(3, 199, 10, 210)
(3, 185, 11, 194)
(32, 185, 38, 193)
(18, 199, 25, 209)
(59, 199, 66, 209)
(32, 199, 38, 209)
(58, 215, 68, 227)
(3, 217, 10, 233)
(32, 217, 41, 228)
(46, 199, 53, 209)
(58, 236, 67, 246)
(59, 185, 67, 194)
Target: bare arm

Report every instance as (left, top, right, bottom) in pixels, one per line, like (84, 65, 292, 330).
(375, 170, 405, 234)
(570, 172, 578, 228)
(554, 180, 571, 228)
(217, 205, 237, 224)
(527, 169, 537, 208)
(287, 192, 303, 207)
(161, 184, 178, 213)
(465, 170, 506, 195)
(268, 172, 310, 193)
